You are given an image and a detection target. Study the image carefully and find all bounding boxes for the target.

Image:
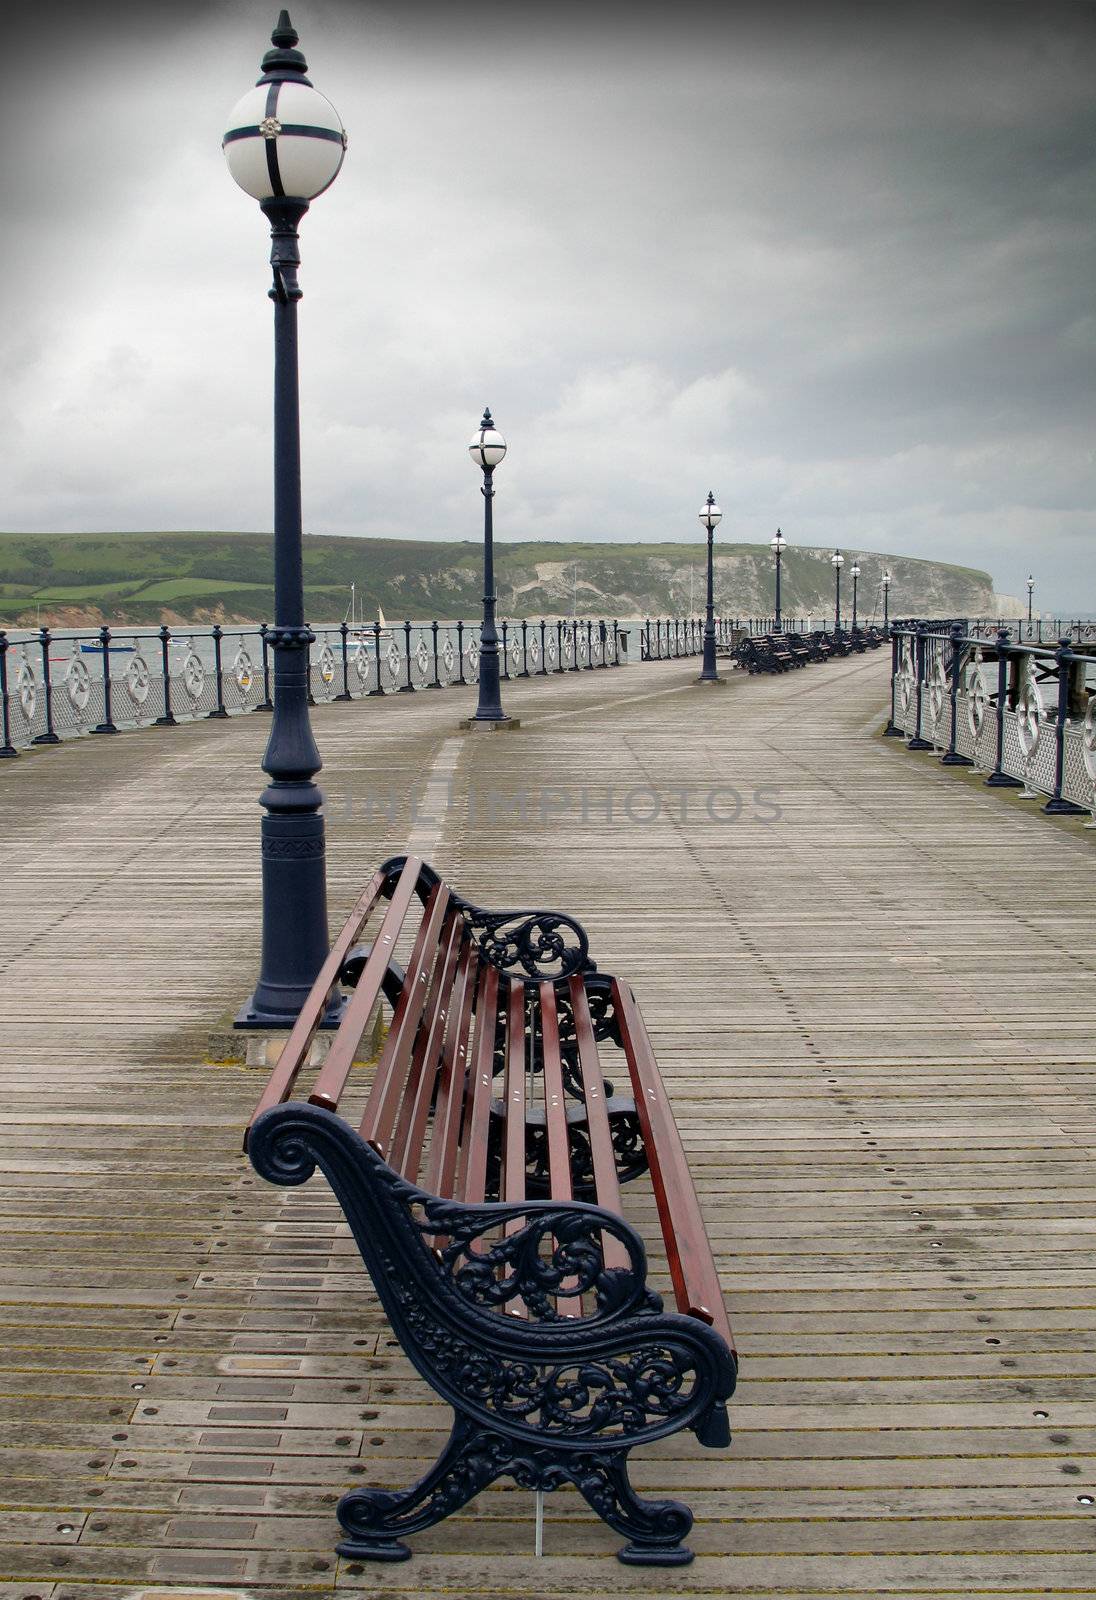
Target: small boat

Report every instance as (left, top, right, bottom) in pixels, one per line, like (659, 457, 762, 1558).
(80, 641, 134, 654)
(344, 585, 395, 646)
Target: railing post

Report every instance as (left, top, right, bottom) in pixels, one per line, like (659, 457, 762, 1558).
(208, 624, 229, 718)
(611, 619, 621, 666)
(32, 627, 60, 744)
(336, 620, 352, 701)
(399, 620, 415, 692)
(92, 626, 119, 735)
(429, 620, 443, 689)
(643, 618, 651, 660)
(571, 619, 581, 672)
(501, 620, 511, 679)
(155, 624, 177, 725)
(457, 620, 466, 685)
(586, 619, 593, 667)
(539, 619, 548, 675)
(985, 628, 1021, 787)
(1044, 637, 1086, 815)
(0, 633, 17, 757)
(884, 628, 903, 736)
(907, 624, 933, 751)
(556, 619, 565, 673)
(941, 622, 972, 765)
(518, 619, 530, 677)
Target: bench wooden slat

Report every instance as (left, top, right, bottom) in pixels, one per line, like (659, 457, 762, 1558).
(501, 984, 530, 1318)
(611, 976, 734, 1350)
(425, 942, 478, 1200)
(244, 865, 391, 1141)
(538, 982, 585, 1316)
(386, 916, 466, 1178)
(457, 964, 501, 1206)
(537, 982, 573, 1203)
(567, 976, 630, 1272)
(360, 884, 452, 1155)
(502, 983, 527, 1210)
(309, 855, 424, 1114)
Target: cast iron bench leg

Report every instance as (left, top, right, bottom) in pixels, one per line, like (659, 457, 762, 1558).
(336, 1414, 492, 1563)
(573, 1448, 694, 1565)
(336, 1414, 695, 1566)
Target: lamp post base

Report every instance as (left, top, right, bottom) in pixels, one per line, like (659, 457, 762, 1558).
(235, 990, 347, 1030)
(459, 716, 521, 732)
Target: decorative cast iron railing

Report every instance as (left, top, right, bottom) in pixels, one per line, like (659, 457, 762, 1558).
(640, 618, 734, 659)
(886, 623, 1096, 821)
(0, 617, 629, 758)
(965, 618, 1096, 645)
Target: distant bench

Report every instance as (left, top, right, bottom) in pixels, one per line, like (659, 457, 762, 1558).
(245, 855, 736, 1567)
(736, 634, 799, 673)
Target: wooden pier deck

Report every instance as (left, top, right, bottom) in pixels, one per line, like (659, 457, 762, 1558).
(1, 651, 1095, 1598)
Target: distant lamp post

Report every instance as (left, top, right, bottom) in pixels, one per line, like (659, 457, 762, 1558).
(882, 568, 891, 631)
(698, 491, 722, 682)
(1026, 573, 1034, 631)
(831, 549, 844, 633)
(770, 528, 787, 633)
(469, 409, 508, 721)
(224, 10, 347, 1027)
(850, 559, 861, 633)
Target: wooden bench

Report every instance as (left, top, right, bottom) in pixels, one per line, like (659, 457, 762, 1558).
(245, 855, 736, 1567)
(736, 634, 796, 673)
(806, 632, 835, 662)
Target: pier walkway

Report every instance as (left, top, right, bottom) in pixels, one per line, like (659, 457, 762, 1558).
(1, 651, 1095, 1598)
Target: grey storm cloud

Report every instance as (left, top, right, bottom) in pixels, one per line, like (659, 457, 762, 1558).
(1, 0, 1094, 608)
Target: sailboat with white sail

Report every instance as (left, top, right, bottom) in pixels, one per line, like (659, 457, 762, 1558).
(344, 584, 395, 647)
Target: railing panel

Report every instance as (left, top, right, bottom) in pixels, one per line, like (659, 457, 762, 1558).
(1001, 705, 1023, 779)
(13, 643, 48, 746)
(1062, 721, 1091, 809)
(112, 632, 167, 727)
(220, 630, 263, 714)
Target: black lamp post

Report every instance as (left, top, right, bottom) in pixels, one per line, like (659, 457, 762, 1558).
(469, 409, 509, 721)
(882, 568, 891, 632)
(850, 559, 860, 634)
(831, 549, 844, 633)
(770, 527, 787, 633)
(1026, 574, 1034, 632)
(698, 491, 722, 682)
(224, 12, 347, 1027)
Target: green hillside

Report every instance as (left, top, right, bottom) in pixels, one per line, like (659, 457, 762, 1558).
(0, 530, 996, 628)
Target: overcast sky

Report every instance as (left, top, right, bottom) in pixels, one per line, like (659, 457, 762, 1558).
(2, 0, 1094, 608)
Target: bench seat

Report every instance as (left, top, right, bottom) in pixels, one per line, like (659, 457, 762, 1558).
(246, 855, 736, 1566)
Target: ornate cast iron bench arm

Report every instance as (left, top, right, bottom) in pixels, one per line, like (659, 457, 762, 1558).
(248, 1102, 735, 1566)
(380, 854, 594, 982)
